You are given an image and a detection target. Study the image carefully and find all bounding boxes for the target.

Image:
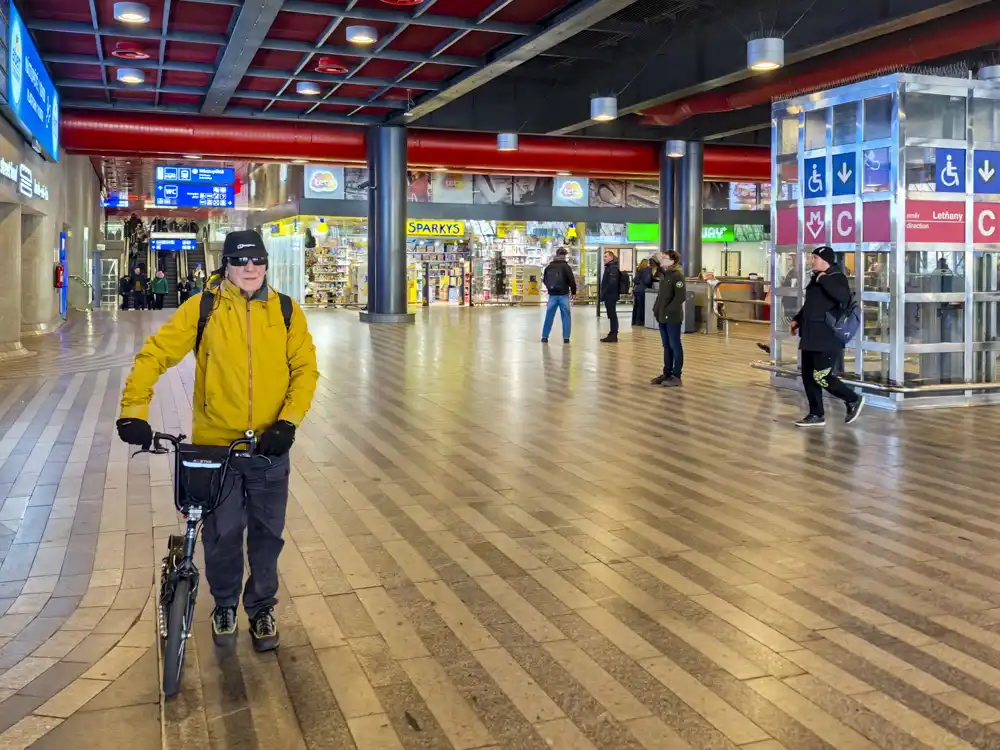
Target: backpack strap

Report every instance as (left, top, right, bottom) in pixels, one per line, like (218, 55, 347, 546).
(194, 291, 215, 356)
(195, 290, 293, 357)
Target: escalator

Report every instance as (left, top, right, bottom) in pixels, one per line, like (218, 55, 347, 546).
(161, 252, 179, 308)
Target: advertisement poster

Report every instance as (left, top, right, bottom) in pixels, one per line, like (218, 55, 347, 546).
(430, 172, 473, 204)
(702, 182, 729, 210)
(473, 174, 513, 205)
(728, 183, 759, 210)
(407, 171, 431, 203)
(304, 165, 345, 200)
(589, 179, 626, 208)
(552, 176, 588, 207)
(7, 3, 59, 161)
(345, 168, 369, 200)
(513, 176, 553, 206)
(626, 180, 659, 208)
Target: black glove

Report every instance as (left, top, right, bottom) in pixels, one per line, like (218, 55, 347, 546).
(117, 418, 152, 449)
(257, 420, 296, 456)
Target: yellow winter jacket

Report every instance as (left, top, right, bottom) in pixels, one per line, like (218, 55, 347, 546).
(120, 280, 319, 446)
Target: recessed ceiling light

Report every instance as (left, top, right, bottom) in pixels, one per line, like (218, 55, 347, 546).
(432, 167, 447, 172)
(116, 68, 145, 84)
(185, 155, 202, 159)
(291, 159, 308, 164)
(114, 2, 150, 24)
(346, 25, 378, 45)
(296, 81, 322, 96)
(557, 172, 571, 176)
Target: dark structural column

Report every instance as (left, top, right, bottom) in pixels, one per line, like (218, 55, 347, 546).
(361, 126, 414, 324)
(678, 140, 704, 277)
(658, 144, 681, 255)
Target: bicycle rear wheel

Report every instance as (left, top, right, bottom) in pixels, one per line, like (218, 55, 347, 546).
(162, 576, 193, 697)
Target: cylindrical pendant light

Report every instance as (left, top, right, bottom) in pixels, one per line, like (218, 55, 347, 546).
(346, 25, 378, 45)
(747, 36, 784, 71)
(665, 140, 686, 158)
(590, 96, 617, 122)
(497, 133, 518, 152)
(113, 2, 150, 23)
(296, 81, 322, 96)
(116, 68, 145, 84)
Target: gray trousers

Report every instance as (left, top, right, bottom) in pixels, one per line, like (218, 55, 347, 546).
(202, 452, 290, 617)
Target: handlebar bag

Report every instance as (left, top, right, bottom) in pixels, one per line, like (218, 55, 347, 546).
(177, 444, 234, 510)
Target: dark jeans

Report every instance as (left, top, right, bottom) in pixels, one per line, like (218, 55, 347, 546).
(202, 452, 290, 617)
(154, 293, 165, 310)
(659, 322, 684, 378)
(632, 293, 646, 326)
(604, 298, 619, 335)
(131, 291, 146, 310)
(801, 350, 858, 417)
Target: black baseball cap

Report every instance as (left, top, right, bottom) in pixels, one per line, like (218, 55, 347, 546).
(223, 229, 268, 259)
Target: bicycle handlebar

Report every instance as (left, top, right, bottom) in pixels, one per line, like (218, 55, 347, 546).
(133, 430, 257, 457)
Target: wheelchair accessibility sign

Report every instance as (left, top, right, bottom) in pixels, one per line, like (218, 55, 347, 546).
(935, 148, 966, 193)
(803, 157, 826, 199)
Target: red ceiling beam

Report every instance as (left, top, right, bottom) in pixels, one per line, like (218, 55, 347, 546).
(60, 110, 771, 181)
(641, 2, 1000, 127)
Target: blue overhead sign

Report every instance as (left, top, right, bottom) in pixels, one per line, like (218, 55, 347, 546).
(831, 152, 856, 196)
(155, 182, 234, 208)
(151, 238, 198, 251)
(6, 3, 60, 161)
(974, 149, 1000, 194)
(103, 192, 129, 209)
(935, 148, 966, 193)
(155, 166, 235, 184)
(804, 157, 826, 199)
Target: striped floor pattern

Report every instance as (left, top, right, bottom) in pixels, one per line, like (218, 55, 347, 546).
(1, 306, 1000, 749)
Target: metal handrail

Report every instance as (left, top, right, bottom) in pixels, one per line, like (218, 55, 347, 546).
(751, 359, 1000, 393)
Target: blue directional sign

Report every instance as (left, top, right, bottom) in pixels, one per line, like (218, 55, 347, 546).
(102, 192, 129, 209)
(154, 182, 234, 208)
(832, 152, 856, 196)
(155, 166, 235, 185)
(6, 3, 60, 161)
(935, 148, 966, 193)
(803, 157, 827, 199)
(863, 147, 890, 193)
(151, 238, 198, 251)
(974, 149, 1000, 194)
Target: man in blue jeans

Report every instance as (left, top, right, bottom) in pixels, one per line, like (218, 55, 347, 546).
(650, 250, 686, 387)
(541, 247, 577, 343)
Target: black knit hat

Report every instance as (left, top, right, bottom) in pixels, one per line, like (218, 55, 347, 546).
(812, 246, 836, 266)
(223, 229, 267, 259)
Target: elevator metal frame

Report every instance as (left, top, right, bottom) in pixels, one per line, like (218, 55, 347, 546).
(769, 72, 1000, 409)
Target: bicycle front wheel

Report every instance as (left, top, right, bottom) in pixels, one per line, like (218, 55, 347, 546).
(162, 576, 193, 698)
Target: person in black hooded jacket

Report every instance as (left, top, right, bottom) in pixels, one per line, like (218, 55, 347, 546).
(792, 246, 864, 427)
(600, 250, 622, 342)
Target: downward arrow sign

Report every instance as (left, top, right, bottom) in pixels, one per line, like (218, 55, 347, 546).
(837, 163, 853, 184)
(806, 211, 824, 240)
(980, 160, 996, 183)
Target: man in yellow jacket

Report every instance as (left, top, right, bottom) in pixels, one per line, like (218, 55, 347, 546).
(117, 229, 318, 652)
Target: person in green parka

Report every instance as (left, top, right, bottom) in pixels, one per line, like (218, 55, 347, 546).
(151, 270, 169, 310)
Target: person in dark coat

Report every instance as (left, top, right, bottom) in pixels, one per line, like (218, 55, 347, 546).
(650, 251, 686, 387)
(600, 250, 622, 342)
(177, 275, 193, 305)
(792, 246, 864, 427)
(631, 258, 653, 327)
(118, 276, 130, 310)
(129, 268, 147, 311)
(541, 247, 577, 343)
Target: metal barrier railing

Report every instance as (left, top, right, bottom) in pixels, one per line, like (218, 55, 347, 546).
(711, 278, 771, 336)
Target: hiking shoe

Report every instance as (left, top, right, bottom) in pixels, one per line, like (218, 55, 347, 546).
(795, 415, 826, 428)
(211, 606, 237, 647)
(662, 376, 682, 387)
(650, 375, 667, 385)
(541, 338, 548, 343)
(250, 608, 279, 652)
(845, 396, 866, 425)
(601, 334, 618, 343)
(564, 339, 570, 344)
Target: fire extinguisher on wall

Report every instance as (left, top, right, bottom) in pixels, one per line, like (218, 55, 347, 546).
(53, 264, 65, 289)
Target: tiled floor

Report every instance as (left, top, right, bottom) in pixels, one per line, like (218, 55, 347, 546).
(3, 306, 1000, 748)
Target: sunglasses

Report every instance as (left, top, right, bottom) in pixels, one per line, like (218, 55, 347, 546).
(228, 256, 267, 267)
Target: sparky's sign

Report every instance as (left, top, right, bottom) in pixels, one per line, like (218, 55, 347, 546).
(406, 219, 465, 237)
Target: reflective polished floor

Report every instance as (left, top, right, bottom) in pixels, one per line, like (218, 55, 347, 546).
(3, 306, 1000, 749)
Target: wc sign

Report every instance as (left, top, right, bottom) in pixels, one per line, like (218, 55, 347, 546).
(974, 204, 1000, 243)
